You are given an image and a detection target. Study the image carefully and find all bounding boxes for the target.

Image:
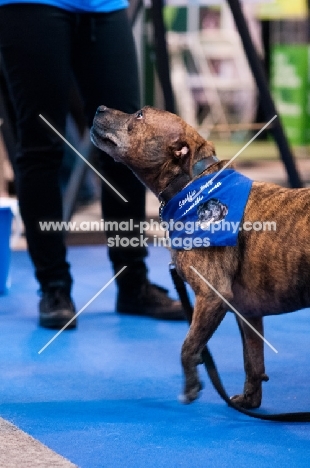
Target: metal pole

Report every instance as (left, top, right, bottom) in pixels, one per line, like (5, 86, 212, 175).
(150, 0, 175, 113)
(226, 0, 303, 188)
(128, 0, 143, 26)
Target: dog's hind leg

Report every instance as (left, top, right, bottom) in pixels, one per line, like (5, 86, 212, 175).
(230, 316, 269, 409)
(179, 295, 227, 404)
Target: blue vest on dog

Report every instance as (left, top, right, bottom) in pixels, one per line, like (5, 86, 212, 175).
(161, 169, 253, 250)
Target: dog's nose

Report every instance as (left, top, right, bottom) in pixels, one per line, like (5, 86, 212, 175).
(96, 105, 107, 115)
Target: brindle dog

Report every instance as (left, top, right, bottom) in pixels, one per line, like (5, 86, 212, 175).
(91, 105, 310, 408)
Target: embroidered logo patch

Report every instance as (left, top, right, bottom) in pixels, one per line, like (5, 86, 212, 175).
(161, 169, 253, 250)
(197, 198, 228, 230)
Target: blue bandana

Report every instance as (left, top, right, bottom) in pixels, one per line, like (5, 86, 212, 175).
(161, 169, 253, 250)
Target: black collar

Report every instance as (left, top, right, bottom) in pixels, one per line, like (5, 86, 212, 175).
(158, 155, 219, 205)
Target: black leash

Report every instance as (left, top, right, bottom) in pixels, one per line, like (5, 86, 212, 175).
(170, 264, 310, 422)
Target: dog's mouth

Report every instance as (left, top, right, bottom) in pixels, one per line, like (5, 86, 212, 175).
(90, 126, 117, 148)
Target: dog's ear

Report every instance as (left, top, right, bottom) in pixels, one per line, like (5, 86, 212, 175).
(170, 141, 190, 159)
(174, 146, 189, 157)
(169, 140, 192, 174)
(170, 137, 215, 176)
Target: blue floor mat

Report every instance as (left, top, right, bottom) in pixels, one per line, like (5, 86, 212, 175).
(1, 245, 310, 468)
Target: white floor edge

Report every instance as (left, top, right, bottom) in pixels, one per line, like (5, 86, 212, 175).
(0, 417, 77, 468)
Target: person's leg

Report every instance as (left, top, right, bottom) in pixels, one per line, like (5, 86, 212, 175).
(73, 10, 147, 278)
(74, 9, 146, 271)
(0, 5, 76, 327)
(73, 10, 184, 319)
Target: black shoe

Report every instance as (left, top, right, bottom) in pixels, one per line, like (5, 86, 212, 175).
(39, 287, 77, 330)
(116, 281, 185, 320)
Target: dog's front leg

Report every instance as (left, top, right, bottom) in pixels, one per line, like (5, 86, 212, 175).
(231, 316, 269, 409)
(179, 295, 227, 404)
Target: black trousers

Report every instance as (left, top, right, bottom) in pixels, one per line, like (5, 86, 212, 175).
(0, 4, 147, 292)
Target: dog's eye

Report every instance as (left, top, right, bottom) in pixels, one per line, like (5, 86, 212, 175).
(136, 110, 143, 120)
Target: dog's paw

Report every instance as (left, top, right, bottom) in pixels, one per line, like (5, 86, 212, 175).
(178, 381, 203, 404)
(230, 393, 261, 409)
(230, 375, 267, 409)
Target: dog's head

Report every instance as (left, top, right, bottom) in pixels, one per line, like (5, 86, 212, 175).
(91, 105, 217, 195)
